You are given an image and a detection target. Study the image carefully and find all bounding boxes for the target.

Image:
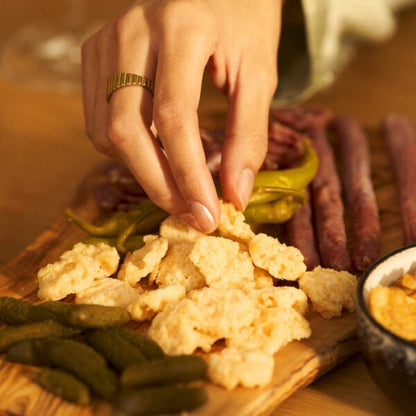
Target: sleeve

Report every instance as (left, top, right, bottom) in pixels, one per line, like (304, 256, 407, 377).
(274, 0, 416, 105)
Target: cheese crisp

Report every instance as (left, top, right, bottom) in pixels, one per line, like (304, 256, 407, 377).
(159, 215, 207, 245)
(37, 242, 119, 301)
(218, 200, 255, 245)
(299, 266, 357, 319)
(147, 299, 217, 355)
(206, 348, 274, 390)
(187, 287, 259, 339)
(154, 243, 205, 291)
(190, 236, 255, 289)
(249, 233, 306, 280)
(118, 235, 168, 286)
(227, 307, 311, 355)
(75, 277, 140, 307)
(128, 284, 186, 321)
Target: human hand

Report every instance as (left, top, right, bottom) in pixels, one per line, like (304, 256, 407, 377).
(82, 0, 282, 233)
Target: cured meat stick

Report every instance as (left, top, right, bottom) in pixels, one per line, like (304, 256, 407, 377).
(273, 107, 351, 271)
(383, 114, 416, 245)
(287, 187, 321, 270)
(309, 124, 351, 271)
(265, 121, 305, 169)
(332, 116, 381, 271)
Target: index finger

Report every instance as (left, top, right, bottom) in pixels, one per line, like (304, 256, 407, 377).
(153, 29, 220, 233)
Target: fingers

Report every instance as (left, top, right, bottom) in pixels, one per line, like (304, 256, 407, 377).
(107, 71, 190, 216)
(91, 29, 118, 157)
(104, 19, 191, 217)
(108, 92, 190, 216)
(220, 69, 278, 211)
(152, 25, 220, 232)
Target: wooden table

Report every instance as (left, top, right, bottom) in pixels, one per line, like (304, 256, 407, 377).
(1, 2, 415, 415)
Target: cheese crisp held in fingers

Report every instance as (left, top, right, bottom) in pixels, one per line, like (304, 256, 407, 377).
(128, 285, 186, 321)
(206, 348, 274, 390)
(38, 243, 119, 301)
(118, 235, 168, 286)
(155, 243, 206, 291)
(249, 233, 306, 281)
(159, 216, 208, 246)
(75, 278, 140, 308)
(190, 236, 255, 289)
(299, 266, 357, 319)
(218, 200, 255, 245)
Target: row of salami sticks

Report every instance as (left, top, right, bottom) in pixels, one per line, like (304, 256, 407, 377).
(271, 108, 416, 274)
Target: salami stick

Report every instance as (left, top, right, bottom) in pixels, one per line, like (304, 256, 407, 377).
(272, 107, 351, 270)
(332, 116, 381, 271)
(310, 125, 351, 271)
(383, 114, 416, 245)
(270, 107, 330, 132)
(287, 187, 321, 270)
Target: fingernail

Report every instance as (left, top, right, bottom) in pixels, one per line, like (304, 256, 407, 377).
(238, 169, 254, 210)
(180, 202, 216, 233)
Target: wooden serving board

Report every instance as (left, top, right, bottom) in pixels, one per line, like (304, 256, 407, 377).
(0, 129, 404, 416)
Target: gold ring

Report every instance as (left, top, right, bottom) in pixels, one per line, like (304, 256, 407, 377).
(106, 72, 155, 102)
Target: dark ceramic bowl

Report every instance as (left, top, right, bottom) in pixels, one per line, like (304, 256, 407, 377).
(357, 244, 416, 415)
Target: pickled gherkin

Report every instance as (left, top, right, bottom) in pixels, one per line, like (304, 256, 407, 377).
(83, 328, 146, 371)
(34, 301, 74, 320)
(114, 386, 207, 415)
(35, 301, 131, 328)
(65, 304, 131, 328)
(121, 355, 206, 387)
(113, 327, 165, 359)
(0, 320, 80, 353)
(33, 337, 118, 400)
(0, 297, 56, 325)
(5, 340, 46, 366)
(35, 368, 91, 405)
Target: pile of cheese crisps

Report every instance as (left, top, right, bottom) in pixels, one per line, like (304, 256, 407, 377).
(37, 201, 356, 390)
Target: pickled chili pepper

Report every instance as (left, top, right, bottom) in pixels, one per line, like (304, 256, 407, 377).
(134, 208, 168, 234)
(116, 205, 162, 254)
(65, 209, 141, 237)
(65, 201, 167, 238)
(252, 138, 318, 191)
(243, 137, 318, 223)
(247, 186, 307, 206)
(244, 191, 306, 224)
